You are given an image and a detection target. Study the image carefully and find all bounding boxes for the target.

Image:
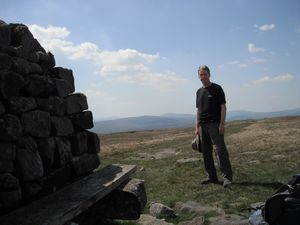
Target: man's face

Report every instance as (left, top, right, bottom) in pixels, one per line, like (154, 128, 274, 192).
(198, 69, 210, 84)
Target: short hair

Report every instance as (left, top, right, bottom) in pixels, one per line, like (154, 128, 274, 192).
(198, 65, 210, 75)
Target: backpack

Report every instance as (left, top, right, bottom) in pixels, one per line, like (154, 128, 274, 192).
(263, 174, 300, 225)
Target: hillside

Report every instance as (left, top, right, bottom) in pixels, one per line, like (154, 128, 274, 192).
(91, 108, 300, 134)
(99, 116, 300, 224)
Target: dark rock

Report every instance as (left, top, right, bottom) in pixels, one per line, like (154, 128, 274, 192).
(36, 138, 56, 172)
(86, 131, 100, 154)
(0, 114, 22, 141)
(0, 45, 19, 57)
(50, 67, 75, 91)
(36, 96, 65, 116)
(21, 110, 51, 137)
(54, 137, 72, 167)
(0, 23, 11, 47)
(51, 116, 74, 136)
(120, 178, 147, 211)
(70, 111, 94, 130)
(71, 154, 100, 177)
(79, 189, 141, 221)
(0, 53, 12, 70)
(23, 74, 47, 97)
(70, 132, 88, 156)
(11, 57, 31, 75)
(38, 51, 55, 72)
(22, 182, 42, 201)
(65, 92, 88, 115)
(15, 137, 44, 181)
(0, 142, 16, 173)
(0, 173, 20, 190)
(0, 189, 22, 211)
(150, 203, 176, 219)
(39, 165, 72, 195)
(31, 39, 46, 53)
(29, 62, 43, 74)
(7, 97, 37, 114)
(10, 24, 35, 54)
(0, 101, 5, 115)
(54, 78, 74, 97)
(0, 70, 25, 99)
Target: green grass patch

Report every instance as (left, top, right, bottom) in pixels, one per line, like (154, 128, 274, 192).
(99, 116, 300, 224)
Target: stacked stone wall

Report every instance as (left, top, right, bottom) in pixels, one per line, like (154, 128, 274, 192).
(0, 20, 100, 214)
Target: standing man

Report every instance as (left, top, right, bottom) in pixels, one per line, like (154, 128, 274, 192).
(195, 65, 233, 188)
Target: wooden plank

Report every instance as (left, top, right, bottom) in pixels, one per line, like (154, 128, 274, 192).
(0, 164, 137, 225)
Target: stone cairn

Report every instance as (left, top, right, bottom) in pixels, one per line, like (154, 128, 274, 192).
(0, 20, 100, 214)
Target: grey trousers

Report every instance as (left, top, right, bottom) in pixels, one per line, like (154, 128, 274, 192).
(200, 123, 233, 181)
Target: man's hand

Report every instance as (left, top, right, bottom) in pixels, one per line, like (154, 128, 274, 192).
(219, 123, 225, 135)
(195, 126, 199, 135)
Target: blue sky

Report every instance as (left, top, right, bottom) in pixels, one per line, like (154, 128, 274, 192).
(2, 0, 300, 119)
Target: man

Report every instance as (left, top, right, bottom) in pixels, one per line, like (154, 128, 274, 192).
(195, 65, 233, 188)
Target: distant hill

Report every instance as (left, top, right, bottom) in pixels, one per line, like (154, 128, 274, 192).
(91, 108, 300, 134)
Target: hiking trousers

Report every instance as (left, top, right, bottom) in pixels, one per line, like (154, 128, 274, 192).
(200, 122, 233, 181)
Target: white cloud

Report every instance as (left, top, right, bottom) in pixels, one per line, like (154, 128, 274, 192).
(253, 74, 294, 85)
(296, 28, 300, 33)
(111, 71, 188, 91)
(28, 24, 70, 39)
(254, 24, 275, 31)
(248, 43, 266, 53)
(218, 60, 248, 68)
(28, 24, 188, 91)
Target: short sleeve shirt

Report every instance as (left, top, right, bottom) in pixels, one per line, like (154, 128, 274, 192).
(196, 83, 226, 124)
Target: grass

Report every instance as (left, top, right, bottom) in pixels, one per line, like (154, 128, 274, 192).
(98, 116, 300, 224)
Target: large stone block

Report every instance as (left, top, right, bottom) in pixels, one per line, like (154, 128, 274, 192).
(22, 182, 42, 201)
(65, 92, 88, 115)
(69, 111, 94, 130)
(51, 116, 74, 136)
(38, 51, 55, 72)
(50, 67, 75, 91)
(71, 153, 100, 177)
(31, 39, 46, 53)
(36, 137, 56, 172)
(23, 74, 48, 97)
(0, 45, 18, 57)
(54, 78, 74, 97)
(11, 57, 31, 75)
(7, 97, 37, 114)
(54, 137, 72, 168)
(70, 131, 88, 156)
(39, 165, 72, 195)
(36, 96, 65, 116)
(0, 189, 22, 212)
(0, 173, 20, 190)
(15, 137, 44, 181)
(0, 22, 11, 47)
(0, 53, 12, 70)
(86, 131, 100, 154)
(10, 24, 35, 54)
(0, 142, 16, 173)
(0, 70, 24, 99)
(21, 110, 51, 137)
(0, 101, 5, 115)
(0, 114, 22, 141)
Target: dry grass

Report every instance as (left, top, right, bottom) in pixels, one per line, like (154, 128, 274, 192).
(97, 116, 300, 224)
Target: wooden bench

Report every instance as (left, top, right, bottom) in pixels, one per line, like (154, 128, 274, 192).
(0, 164, 137, 225)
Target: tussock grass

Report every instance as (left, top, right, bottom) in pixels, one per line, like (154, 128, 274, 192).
(99, 116, 300, 223)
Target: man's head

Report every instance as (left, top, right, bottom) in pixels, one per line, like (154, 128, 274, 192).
(198, 65, 211, 86)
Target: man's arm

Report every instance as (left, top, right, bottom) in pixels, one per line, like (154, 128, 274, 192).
(195, 110, 199, 135)
(219, 103, 226, 134)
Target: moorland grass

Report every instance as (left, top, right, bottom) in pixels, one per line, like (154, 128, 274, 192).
(99, 116, 300, 224)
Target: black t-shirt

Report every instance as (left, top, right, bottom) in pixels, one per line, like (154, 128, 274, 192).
(196, 83, 226, 124)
